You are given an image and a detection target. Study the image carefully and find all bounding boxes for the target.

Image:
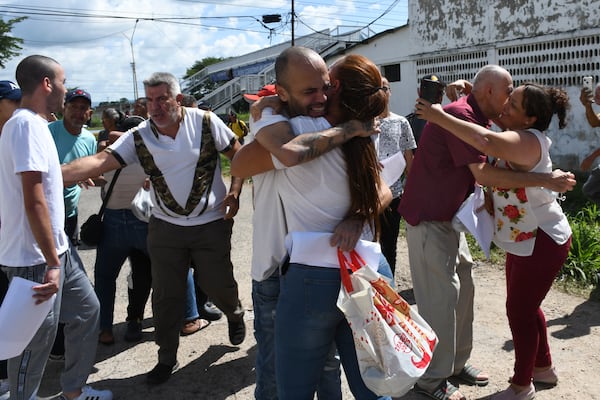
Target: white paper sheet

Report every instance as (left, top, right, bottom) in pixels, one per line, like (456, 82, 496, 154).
(285, 232, 382, 270)
(0, 276, 56, 360)
(455, 185, 495, 259)
(380, 151, 406, 187)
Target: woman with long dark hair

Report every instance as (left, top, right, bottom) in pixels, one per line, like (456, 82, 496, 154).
(271, 54, 390, 399)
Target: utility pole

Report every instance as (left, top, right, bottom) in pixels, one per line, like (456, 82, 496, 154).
(291, 0, 295, 46)
(125, 19, 139, 101)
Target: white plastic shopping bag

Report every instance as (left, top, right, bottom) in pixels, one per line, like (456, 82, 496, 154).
(337, 249, 438, 397)
(131, 187, 153, 223)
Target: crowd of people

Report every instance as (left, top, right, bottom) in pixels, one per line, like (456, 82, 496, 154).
(0, 46, 586, 400)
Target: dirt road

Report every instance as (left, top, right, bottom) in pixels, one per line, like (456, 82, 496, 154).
(39, 181, 600, 399)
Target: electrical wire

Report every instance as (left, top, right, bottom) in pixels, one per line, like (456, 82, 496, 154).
(0, 1, 407, 36)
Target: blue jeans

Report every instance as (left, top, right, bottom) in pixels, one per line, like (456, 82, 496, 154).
(94, 209, 152, 330)
(377, 253, 394, 285)
(252, 273, 280, 400)
(253, 271, 342, 400)
(184, 269, 200, 320)
(275, 264, 390, 400)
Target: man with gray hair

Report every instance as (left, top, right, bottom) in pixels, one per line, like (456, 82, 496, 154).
(62, 71, 246, 385)
(399, 65, 576, 400)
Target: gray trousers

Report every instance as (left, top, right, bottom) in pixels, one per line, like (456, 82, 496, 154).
(405, 221, 475, 392)
(147, 217, 244, 366)
(1, 244, 100, 399)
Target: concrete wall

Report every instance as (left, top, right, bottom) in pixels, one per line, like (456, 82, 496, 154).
(340, 0, 600, 170)
(410, 0, 600, 51)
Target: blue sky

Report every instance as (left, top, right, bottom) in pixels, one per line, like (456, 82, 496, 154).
(0, 0, 408, 104)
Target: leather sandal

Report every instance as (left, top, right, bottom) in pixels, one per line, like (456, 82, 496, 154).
(180, 318, 210, 336)
(98, 329, 115, 345)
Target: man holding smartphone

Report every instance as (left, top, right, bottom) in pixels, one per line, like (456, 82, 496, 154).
(579, 77, 600, 204)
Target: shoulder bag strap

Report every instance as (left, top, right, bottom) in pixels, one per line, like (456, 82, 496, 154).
(98, 168, 122, 217)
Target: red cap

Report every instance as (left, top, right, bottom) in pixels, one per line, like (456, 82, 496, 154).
(243, 84, 277, 102)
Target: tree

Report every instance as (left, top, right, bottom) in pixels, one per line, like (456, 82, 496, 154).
(0, 17, 26, 69)
(184, 56, 225, 79)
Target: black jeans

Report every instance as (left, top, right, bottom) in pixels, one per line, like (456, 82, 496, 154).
(0, 269, 7, 379)
(378, 196, 402, 275)
(64, 213, 79, 246)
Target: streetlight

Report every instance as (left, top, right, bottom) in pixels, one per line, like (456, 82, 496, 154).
(124, 19, 139, 101)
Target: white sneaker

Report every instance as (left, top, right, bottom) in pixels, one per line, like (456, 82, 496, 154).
(62, 386, 113, 400)
(0, 379, 9, 400)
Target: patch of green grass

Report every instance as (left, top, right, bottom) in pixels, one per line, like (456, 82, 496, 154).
(465, 234, 505, 265)
(561, 203, 600, 286)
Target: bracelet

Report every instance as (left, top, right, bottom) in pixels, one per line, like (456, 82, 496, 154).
(46, 266, 61, 270)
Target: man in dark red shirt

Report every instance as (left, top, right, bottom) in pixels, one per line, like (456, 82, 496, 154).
(399, 65, 575, 400)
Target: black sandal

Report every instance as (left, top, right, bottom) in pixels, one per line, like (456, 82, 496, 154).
(414, 381, 466, 400)
(452, 364, 489, 386)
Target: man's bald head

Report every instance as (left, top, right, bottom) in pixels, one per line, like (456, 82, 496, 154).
(471, 65, 513, 120)
(273, 46, 329, 118)
(275, 47, 326, 90)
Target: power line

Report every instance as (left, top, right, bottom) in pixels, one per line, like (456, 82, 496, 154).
(0, 1, 409, 102)
(0, 1, 407, 34)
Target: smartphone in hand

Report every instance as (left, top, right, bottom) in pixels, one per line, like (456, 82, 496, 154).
(583, 76, 594, 92)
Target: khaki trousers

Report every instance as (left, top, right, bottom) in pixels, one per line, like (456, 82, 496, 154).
(405, 221, 475, 391)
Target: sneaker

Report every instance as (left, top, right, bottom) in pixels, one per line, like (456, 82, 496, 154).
(533, 366, 558, 386)
(59, 385, 113, 400)
(146, 362, 179, 385)
(199, 301, 223, 321)
(124, 319, 143, 342)
(228, 318, 246, 345)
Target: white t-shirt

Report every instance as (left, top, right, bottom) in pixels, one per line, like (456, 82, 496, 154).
(109, 108, 235, 226)
(275, 116, 350, 235)
(248, 108, 289, 281)
(103, 164, 148, 210)
(251, 112, 379, 275)
(0, 109, 69, 266)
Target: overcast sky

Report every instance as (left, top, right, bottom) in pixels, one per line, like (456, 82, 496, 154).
(0, 0, 408, 105)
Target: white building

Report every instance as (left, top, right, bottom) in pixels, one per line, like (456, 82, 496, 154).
(183, 0, 600, 169)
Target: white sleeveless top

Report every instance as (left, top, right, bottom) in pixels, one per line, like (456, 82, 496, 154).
(492, 129, 571, 256)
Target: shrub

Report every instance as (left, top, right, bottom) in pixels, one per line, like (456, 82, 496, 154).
(561, 203, 600, 286)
